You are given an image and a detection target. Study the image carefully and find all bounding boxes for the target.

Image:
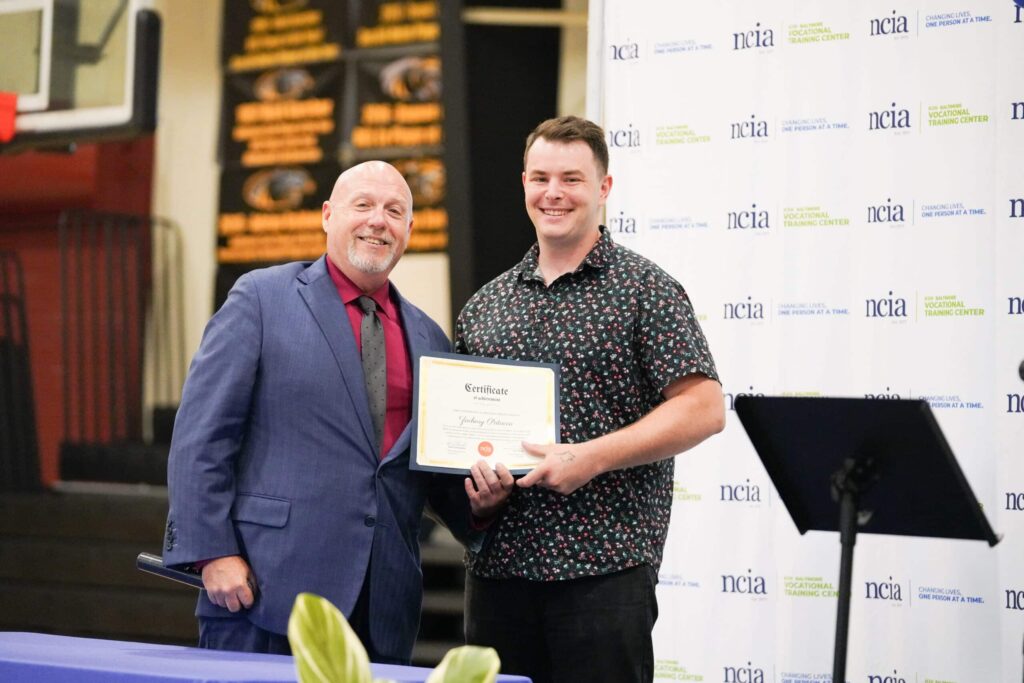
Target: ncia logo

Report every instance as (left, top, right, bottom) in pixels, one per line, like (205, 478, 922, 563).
(724, 386, 764, 411)
(865, 291, 908, 318)
(724, 296, 766, 320)
(730, 114, 769, 140)
(870, 10, 910, 35)
(727, 203, 770, 230)
(867, 198, 906, 224)
(607, 123, 640, 148)
(872, 102, 913, 130)
(865, 575, 903, 601)
(720, 478, 762, 503)
(868, 670, 908, 683)
(733, 22, 774, 50)
(608, 38, 639, 61)
(1007, 586, 1024, 610)
(721, 568, 767, 595)
(869, 102, 911, 130)
(864, 387, 904, 399)
(723, 662, 766, 683)
(607, 210, 637, 235)
(1009, 363, 1024, 413)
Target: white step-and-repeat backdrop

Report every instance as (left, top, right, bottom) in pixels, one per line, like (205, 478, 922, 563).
(588, 2, 1023, 681)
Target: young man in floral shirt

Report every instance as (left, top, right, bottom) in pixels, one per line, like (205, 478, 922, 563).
(456, 116, 725, 683)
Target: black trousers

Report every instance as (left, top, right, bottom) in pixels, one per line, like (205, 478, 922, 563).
(465, 565, 659, 683)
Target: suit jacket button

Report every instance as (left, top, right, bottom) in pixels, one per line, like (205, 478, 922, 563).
(364, 515, 376, 527)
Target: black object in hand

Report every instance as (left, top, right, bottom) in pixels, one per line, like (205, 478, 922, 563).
(136, 552, 204, 589)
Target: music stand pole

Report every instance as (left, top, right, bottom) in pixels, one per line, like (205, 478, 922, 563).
(831, 466, 864, 683)
(831, 456, 872, 683)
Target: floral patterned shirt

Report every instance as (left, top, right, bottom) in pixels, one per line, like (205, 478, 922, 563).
(455, 227, 719, 581)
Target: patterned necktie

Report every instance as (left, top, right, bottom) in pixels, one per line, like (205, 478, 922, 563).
(357, 295, 386, 450)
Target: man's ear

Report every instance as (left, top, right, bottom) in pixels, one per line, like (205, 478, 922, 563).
(322, 201, 332, 233)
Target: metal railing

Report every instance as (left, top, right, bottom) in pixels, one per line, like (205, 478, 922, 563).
(58, 210, 183, 482)
(0, 250, 41, 491)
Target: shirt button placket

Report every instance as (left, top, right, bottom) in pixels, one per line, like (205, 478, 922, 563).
(530, 286, 555, 360)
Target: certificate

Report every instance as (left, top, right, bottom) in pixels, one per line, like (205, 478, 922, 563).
(410, 351, 560, 474)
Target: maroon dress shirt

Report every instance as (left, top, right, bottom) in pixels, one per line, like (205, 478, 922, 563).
(326, 256, 413, 458)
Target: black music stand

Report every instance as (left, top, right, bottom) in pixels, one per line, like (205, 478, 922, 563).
(734, 396, 999, 683)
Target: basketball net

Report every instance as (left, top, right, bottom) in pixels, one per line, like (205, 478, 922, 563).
(0, 92, 17, 143)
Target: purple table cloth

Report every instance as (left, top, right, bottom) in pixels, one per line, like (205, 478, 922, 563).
(0, 632, 531, 682)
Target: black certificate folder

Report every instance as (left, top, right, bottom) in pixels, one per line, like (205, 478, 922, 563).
(410, 351, 561, 475)
(136, 552, 204, 589)
(733, 396, 999, 545)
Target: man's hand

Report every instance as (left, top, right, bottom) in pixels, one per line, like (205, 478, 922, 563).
(517, 376, 725, 496)
(201, 555, 256, 613)
(516, 442, 598, 495)
(465, 460, 515, 518)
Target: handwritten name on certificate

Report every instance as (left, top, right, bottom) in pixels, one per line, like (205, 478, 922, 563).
(410, 352, 560, 474)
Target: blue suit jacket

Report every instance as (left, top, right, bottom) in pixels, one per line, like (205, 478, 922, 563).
(164, 256, 461, 661)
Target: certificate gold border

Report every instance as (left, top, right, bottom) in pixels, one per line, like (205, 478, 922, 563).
(410, 351, 561, 474)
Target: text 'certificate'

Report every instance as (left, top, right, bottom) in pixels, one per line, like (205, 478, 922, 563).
(410, 352, 560, 474)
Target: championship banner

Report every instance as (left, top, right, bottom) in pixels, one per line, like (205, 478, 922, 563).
(222, 0, 345, 73)
(353, 0, 440, 48)
(593, 2, 1024, 681)
(216, 0, 448, 271)
(222, 61, 344, 168)
(217, 162, 339, 264)
(351, 52, 442, 156)
(347, 2, 446, 252)
(349, 51, 447, 251)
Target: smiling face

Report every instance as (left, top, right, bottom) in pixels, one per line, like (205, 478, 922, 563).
(322, 161, 413, 291)
(522, 137, 612, 252)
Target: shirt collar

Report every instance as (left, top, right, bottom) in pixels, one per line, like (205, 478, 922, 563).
(325, 255, 395, 319)
(516, 225, 614, 282)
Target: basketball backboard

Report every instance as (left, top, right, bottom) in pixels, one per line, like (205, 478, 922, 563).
(0, 0, 160, 151)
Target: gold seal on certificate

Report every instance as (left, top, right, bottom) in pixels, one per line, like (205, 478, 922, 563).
(410, 351, 561, 474)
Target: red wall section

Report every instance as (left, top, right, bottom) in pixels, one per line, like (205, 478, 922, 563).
(0, 136, 154, 485)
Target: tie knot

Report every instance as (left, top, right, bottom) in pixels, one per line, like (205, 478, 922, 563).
(357, 295, 377, 315)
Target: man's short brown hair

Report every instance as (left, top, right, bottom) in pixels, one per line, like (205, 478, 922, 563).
(523, 116, 609, 177)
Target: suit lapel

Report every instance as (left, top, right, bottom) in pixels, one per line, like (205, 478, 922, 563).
(381, 286, 432, 464)
(297, 257, 377, 457)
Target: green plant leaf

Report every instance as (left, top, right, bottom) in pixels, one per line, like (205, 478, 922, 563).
(287, 592, 372, 683)
(425, 645, 501, 683)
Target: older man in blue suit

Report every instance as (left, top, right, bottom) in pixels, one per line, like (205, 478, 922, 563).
(164, 161, 513, 663)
